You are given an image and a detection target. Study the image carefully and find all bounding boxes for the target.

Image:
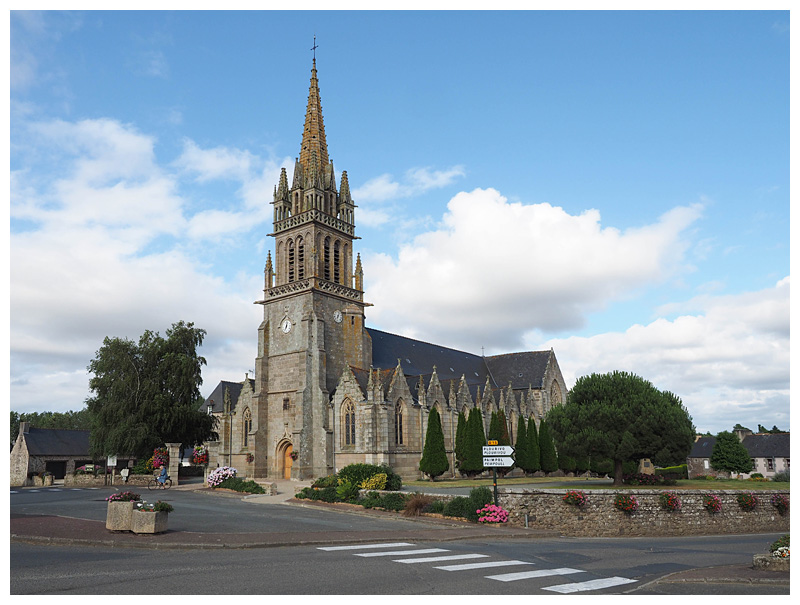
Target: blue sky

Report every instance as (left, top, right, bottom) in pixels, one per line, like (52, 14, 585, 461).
(8, 9, 790, 434)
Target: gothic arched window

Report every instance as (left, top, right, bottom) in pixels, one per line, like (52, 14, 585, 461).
(323, 237, 331, 281)
(333, 241, 341, 284)
(343, 400, 355, 447)
(243, 408, 252, 447)
(395, 400, 404, 446)
(288, 239, 296, 282)
(297, 236, 305, 280)
(550, 381, 562, 407)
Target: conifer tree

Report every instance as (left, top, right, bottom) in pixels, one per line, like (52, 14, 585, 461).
(461, 406, 486, 476)
(526, 416, 541, 473)
(513, 416, 528, 472)
(454, 410, 467, 470)
(419, 407, 449, 480)
(497, 410, 511, 445)
(488, 411, 501, 442)
(538, 418, 558, 473)
(710, 430, 754, 475)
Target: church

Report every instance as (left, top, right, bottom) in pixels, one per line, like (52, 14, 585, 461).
(203, 57, 567, 481)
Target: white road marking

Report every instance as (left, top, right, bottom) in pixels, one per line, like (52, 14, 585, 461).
(486, 567, 585, 582)
(317, 542, 414, 551)
(543, 576, 637, 593)
(356, 548, 449, 558)
(394, 554, 488, 564)
(435, 560, 535, 571)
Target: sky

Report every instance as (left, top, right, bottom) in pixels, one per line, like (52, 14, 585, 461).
(8, 8, 791, 435)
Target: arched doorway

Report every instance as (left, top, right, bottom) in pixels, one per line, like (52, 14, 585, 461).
(280, 443, 293, 479)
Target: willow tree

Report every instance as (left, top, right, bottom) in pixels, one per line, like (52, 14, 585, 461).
(86, 321, 218, 459)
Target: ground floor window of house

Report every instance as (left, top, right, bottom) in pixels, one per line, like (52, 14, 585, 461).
(767, 458, 774, 471)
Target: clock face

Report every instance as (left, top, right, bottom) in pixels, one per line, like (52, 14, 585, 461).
(333, 310, 342, 323)
(281, 318, 292, 333)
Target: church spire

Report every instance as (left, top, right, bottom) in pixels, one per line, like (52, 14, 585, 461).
(299, 57, 329, 175)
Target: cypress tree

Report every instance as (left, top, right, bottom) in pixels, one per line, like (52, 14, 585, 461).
(419, 407, 449, 480)
(538, 418, 558, 473)
(461, 406, 486, 476)
(488, 411, 501, 442)
(527, 416, 541, 473)
(513, 416, 528, 473)
(454, 411, 467, 471)
(497, 410, 511, 445)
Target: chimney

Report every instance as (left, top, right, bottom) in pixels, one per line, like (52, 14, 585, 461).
(19, 421, 30, 436)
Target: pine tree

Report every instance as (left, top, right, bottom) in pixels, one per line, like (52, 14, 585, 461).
(526, 416, 541, 473)
(538, 418, 558, 473)
(513, 416, 528, 473)
(454, 411, 467, 470)
(419, 407, 449, 480)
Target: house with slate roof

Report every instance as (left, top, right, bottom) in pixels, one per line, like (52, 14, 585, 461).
(10, 422, 94, 486)
(201, 57, 567, 481)
(687, 430, 790, 478)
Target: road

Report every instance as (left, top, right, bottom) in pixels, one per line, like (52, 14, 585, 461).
(10, 485, 789, 595)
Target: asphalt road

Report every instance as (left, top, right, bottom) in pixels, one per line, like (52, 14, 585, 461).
(10, 485, 789, 595)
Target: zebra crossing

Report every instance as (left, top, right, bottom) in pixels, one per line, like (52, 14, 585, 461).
(317, 541, 637, 594)
(10, 487, 101, 494)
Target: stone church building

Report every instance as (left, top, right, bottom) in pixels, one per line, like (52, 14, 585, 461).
(203, 58, 567, 481)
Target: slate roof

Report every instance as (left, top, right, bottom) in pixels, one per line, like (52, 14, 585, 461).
(689, 434, 790, 459)
(202, 380, 254, 413)
(485, 351, 552, 390)
(23, 428, 90, 457)
(367, 328, 489, 386)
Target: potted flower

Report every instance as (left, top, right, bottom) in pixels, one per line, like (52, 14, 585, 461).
(289, 451, 299, 461)
(131, 500, 173, 534)
(563, 490, 587, 507)
(703, 494, 722, 514)
(659, 491, 682, 512)
(245, 453, 255, 463)
(207, 466, 237, 488)
(192, 445, 209, 465)
(771, 494, 789, 515)
(736, 492, 758, 511)
(105, 491, 142, 531)
(613, 493, 639, 514)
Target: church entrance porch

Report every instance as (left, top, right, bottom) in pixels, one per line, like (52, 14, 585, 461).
(279, 442, 293, 479)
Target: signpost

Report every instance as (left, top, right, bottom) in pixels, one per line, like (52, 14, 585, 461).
(483, 441, 515, 505)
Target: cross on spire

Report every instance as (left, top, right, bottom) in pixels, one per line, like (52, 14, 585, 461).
(311, 35, 318, 61)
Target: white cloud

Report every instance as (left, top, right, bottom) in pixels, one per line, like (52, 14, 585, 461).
(540, 277, 789, 433)
(353, 165, 466, 227)
(174, 139, 255, 183)
(364, 187, 703, 351)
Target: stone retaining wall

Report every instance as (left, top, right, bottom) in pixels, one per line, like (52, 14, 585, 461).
(498, 488, 789, 537)
(64, 473, 157, 487)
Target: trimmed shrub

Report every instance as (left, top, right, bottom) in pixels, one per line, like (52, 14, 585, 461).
(378, 492, 408, 512)
(443, 496, 472, 518)
(217, 477, 266, 494)
(360, 473, 387, 490)
(422, 499, 446, 515)
(655, 464, 688, 480)
(336, 463, 402, 491)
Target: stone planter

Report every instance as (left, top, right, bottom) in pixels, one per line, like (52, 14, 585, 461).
(106, 501, 136, 531)
(131, 510, 168, 534)
(753, 554, 789, 572)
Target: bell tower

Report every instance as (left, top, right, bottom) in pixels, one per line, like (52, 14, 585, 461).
(252, 55, 371, 481)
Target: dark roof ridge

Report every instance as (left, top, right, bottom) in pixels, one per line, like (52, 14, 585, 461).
(366, 327, 481, 359)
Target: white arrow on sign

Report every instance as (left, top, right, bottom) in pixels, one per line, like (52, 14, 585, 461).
(482, 445, 515, 456)
(483, 456, 515, 467)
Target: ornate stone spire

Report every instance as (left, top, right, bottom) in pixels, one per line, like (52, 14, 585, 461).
(299, 59, 329, 175)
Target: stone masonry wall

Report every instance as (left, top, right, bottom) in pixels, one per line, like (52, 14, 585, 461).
(497, 488, 790, 537)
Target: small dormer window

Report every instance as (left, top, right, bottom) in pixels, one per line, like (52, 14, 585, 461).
(207, 405, 213, 415)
